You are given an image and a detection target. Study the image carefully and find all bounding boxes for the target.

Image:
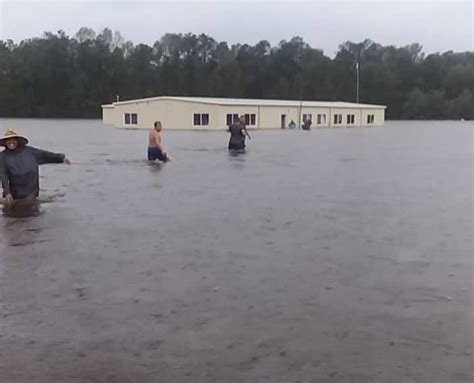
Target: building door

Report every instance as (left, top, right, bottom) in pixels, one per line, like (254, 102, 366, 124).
(281, 114, 286, 129)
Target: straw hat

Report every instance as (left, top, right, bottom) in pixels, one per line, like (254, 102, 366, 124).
(0, 128, 29, 147)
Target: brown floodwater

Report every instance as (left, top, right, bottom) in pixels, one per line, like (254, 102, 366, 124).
(0, 119, 472, 382)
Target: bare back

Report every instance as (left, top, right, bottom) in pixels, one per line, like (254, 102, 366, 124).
(148, 129, 161, 149)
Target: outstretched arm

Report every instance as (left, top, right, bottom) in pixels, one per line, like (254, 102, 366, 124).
(30, 147, 70, 165)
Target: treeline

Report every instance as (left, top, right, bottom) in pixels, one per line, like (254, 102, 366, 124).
(0, 28, 473, 119)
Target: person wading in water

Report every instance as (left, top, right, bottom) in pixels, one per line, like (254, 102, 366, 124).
(0, 128, 71, 204)
(148, 121, 170, 162)
(228, 115, 251, 151)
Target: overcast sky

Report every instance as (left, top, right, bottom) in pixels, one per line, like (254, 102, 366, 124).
(0, 0, 472, 56)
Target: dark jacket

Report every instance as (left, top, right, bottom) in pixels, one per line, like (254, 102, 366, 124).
(0, 146, 65, 199)
(228, 123, 246, 150)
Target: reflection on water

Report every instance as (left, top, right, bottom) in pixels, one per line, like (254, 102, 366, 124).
(228, 149, 247, 169)
(3, 202, 42, 218)
(1, 193, 65, 218)
(105, 159, 151, 166)
(179, 147, 224, 152)
(228, 148, 246, 157)
(147, 161, 164, 172)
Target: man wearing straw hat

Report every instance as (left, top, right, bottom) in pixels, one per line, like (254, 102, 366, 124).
(0, 128, 71, 204)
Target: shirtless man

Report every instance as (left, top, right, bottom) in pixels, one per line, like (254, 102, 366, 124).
(148, 121, 169, 162)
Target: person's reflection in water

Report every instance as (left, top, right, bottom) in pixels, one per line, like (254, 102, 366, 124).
(228, 148, 246, 158)
(1, 203, 44, 253)
(2, 197, 42, 218)
(147, 160, 163, 173)
(227, 146, 247, 169)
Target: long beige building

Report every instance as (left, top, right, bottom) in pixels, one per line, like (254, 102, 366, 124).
(102, 96, 386, 130)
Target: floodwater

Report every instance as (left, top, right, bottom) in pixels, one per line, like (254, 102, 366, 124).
(0, 119, 472, 383)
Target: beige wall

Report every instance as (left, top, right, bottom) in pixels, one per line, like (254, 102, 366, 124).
(161, 100, 223, 130)
(109, 99, 225, 130)
(361, 108, 385, 126)
(215, 106, 260, 129)
(327, 107, 386, 127)
(259, 106, 296, 129)
(328, 108, 361, 127)
(299, 107, 331, 128)
(106, 100, 166, 129)
(102, 106, 115, 125)
(102, 100, 386, 130)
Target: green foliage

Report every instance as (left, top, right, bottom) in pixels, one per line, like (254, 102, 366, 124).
(0, 29, 472, 119)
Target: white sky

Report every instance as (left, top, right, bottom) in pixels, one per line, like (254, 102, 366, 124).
(0, 0, 472, 56)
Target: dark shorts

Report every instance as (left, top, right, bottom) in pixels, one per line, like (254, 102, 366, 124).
(148, 147, 168, 162)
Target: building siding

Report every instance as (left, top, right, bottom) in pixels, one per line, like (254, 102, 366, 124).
(102, 97, 386, 130)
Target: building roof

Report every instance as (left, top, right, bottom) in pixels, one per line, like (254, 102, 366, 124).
(102, 96, 386, 109)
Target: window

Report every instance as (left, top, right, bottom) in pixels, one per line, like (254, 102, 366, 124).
(367, 114, 375, 124)
(227, 113, 255, 126)
(347, 114, 355, 125)
(317, 114, 326, 125)
(124, 113, 138, 126)
(303, 113, 313, 122)
(193, 113, 209, 126)
(244, 113, 257, 126)
(226, 114, 240, 126)
(334, 114, 342, 125)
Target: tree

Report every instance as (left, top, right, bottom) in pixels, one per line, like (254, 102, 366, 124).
(75, 27, 96, 43)
(0, 29, 472, 119)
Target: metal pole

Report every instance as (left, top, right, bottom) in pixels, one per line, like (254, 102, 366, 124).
(356, 61, 359, 103)
(299, 97, 302, 129)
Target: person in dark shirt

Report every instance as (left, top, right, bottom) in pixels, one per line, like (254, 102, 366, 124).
(302, 118, 312, 130)
(228, 115, 251, 150)
(0, 129, 71, 204)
